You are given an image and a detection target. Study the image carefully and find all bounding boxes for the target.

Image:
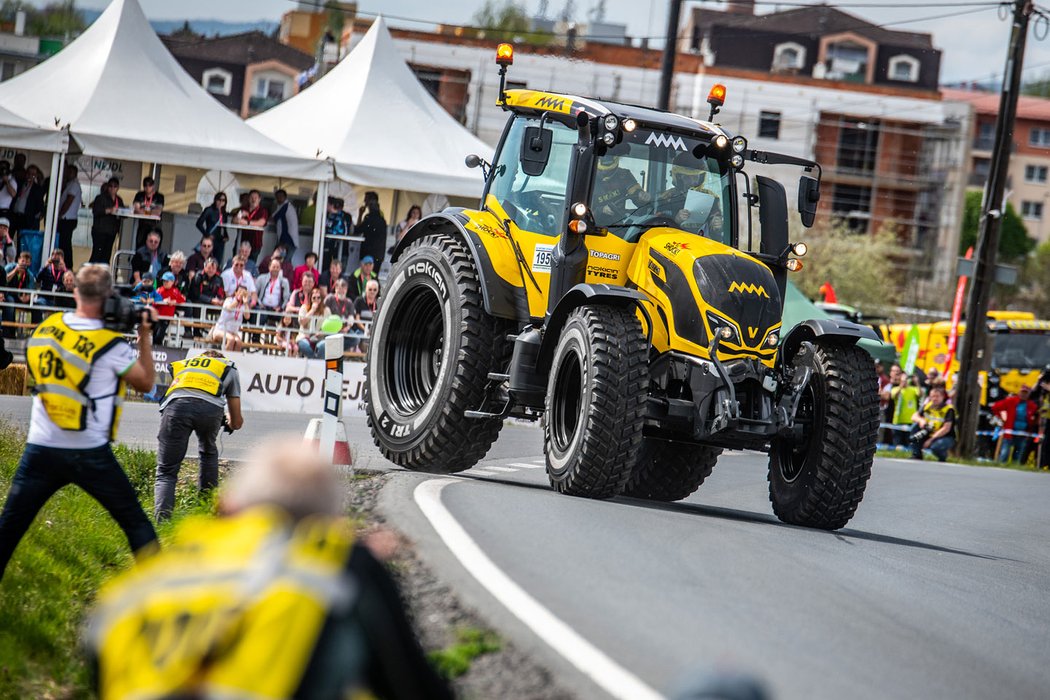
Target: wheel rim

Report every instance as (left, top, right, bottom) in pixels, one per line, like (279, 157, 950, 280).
(778, 380, 816, 482)
(551, 347, 584, 454)
(383, 284, 445, 416)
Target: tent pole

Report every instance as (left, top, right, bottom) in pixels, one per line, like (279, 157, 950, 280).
(41, 149, 65, 263)
(313, 179, 329, 269)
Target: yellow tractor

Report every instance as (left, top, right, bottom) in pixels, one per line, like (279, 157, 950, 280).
(365, 44, 880, 530)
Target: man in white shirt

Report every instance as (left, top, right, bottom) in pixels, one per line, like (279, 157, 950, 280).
(0, 264, 159, 580)
(221, 255, 258, 315)
(0, 159, 17, 213)
(57, 164, 83, 267)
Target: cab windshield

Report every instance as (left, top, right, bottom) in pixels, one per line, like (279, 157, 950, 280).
(990, 332, 1050, 370)
(592, 128, 734, 245)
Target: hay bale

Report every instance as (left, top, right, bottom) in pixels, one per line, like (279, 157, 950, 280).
(0, 363, 28, 395)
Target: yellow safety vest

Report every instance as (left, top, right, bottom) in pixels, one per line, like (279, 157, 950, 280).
(165, 356, 231, 398)
(26, 312, 126, 439)
(88, 506, 357, 700)
(922, 401, 954, 434)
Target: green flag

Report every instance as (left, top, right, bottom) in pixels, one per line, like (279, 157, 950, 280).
(902, 324, 920, 375)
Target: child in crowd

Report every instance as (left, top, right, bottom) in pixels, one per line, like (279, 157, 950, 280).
(154, 271, 185, 345)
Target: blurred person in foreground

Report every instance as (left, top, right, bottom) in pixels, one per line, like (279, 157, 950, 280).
(153, 349, 242, 521)
(0, 264, 158, 581)
(85, 439, 453, 700)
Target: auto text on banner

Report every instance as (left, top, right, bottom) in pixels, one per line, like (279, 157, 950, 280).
(186, 349, 367, 415)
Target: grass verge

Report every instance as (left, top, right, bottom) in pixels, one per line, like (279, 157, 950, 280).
(0, 420, 215, 698)
(876, 447, 1049, 472)
(427, 627, 503, 680)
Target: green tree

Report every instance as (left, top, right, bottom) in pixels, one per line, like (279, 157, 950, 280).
(473, 0, 530, 34)
(958, 190, 1034, 262)
(791, 220, 907, 312)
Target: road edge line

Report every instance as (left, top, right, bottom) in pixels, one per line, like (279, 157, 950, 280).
(413, 478, 665, 700)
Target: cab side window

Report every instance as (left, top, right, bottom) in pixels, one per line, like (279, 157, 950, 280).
(488, 117, 575, 236)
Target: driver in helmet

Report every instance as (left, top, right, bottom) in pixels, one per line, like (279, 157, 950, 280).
(591, 143, 650, 227)
(657, 152, 722, 234)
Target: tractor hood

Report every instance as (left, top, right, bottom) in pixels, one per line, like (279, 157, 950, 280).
(628, 229, 783, 360)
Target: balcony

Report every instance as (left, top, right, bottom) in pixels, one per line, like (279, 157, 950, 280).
(972, 136, 995, 151)
(248, 95, 285, 115)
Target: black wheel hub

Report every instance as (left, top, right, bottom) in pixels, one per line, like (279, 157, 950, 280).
(383, 285, 445, 416)
(551, 348, 583, 454)
(778, 381, 815, 482)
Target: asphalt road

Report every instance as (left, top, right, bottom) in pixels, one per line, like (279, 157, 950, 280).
(381, 447, 1050, 700)
(3, 396, 1047, 699)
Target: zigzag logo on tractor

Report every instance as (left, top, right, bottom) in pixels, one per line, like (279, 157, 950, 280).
(534, 96, 567, 110)
(645, 132, 687, 150)
(728, 282, 769, 298)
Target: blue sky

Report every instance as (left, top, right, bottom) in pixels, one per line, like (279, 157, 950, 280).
(62, 0, 1049, 85)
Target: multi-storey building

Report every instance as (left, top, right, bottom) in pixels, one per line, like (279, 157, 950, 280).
(943, 88, 1050, 245)
(338, 5, 970, 282)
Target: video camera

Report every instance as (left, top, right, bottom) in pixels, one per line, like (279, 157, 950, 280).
(102, 293, 148, 333)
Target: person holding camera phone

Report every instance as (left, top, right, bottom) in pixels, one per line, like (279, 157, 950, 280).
(0, 264, 159, 580)
(154, 349, 242, 522)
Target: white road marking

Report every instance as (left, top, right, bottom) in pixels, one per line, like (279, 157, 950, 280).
(469, 468, 500, 476)
(482, 465, 518, 473)
(414, 479, 665, 700)
(508, 461, 546, 469)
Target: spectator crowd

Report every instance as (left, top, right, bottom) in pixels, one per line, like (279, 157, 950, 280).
(877, 361, 1050, 469)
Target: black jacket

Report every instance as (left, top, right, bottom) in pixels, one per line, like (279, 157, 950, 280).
(195, 205, 228, 242)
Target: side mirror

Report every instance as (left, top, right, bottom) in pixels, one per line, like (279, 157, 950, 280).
(521, 126, 552, 176)
(798, 175, 820, 228)
(757, 175, 789, 306)
(465, 153, 491, 180)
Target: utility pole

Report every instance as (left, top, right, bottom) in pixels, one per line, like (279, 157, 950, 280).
(658, 0, 683, 110)
(955, 0, 1033, 457)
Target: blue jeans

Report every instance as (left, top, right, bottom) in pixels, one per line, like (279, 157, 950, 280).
(998, 434, 1028, 463)
(0, 443, 157, 578)
(910, 425, 955, 461)
(298, 338, 324, 358)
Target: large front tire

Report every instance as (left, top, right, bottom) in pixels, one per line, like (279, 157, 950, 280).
(544, 304, 647, 498)
(624, 440, 722, 501)
(365, 233, 507, 473)
(768, 341, 878, 530)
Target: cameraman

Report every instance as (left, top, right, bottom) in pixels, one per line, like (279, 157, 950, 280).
(0, 264, 159, 581)
(154, 349, 242, 521)
(910, 383, 956, 462)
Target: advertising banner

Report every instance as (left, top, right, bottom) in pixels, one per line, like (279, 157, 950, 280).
(186, 348, 367, 415)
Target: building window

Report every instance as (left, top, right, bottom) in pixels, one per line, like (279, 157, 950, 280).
(837, 119, 879, 174)
(255, 76, 288, 101)
(772, 42, 806, 71)
(0, 61, 14, 81)
(758, 111, 781, 139)
(974, 122, 995, 151)
(412, 67, 442, 101)
(1022, 201, 1043, 220)
(831, 184, 872, 232)
(1031, 128, 1050, 148)
(201, 68, 232, 96)
(887, 55, 920, 83)
(825, 40, 869, 82)
(1025, 164, 1048, 183)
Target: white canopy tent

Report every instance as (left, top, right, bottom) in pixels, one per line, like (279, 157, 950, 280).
(249, 17, 491, 200)
(0, 0, 332, 259)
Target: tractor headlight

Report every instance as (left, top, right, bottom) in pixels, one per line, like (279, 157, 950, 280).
(732, 136, 747, 153)
(792, 241, 808, 257)
(714, 135, 729, 149)
(572, 202, 588, 217)
(765, 332, 780, 347)
(602, 132, 616, 145)
(730, 154, 744, 169)
(623, 118, 637, 132)
(603, 115, 619, 131)
(706, 312, 739, 344)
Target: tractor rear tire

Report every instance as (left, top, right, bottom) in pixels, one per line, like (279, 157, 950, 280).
(544, 304, 647, 499)
(624, 440, 722, 501)
(768, 340, 878, 530)
(365, 232, 509, 473)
